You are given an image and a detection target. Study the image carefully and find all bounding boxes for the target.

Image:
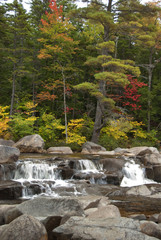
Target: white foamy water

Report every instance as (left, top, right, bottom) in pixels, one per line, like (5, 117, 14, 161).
(75, 159, 101, 173)
(120, 160, 155, 187)
(14, 161, 61, 181)
(13, 159, 103, 198)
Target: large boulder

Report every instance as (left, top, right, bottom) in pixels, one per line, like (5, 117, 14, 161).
(0, 214, 47, 240)
(53, 216, 157, 240)
(0, 139, 15, 147)
(16, 196, 84, 218)
(142, 153, 161, 166)
(47, 146, 73, 154)
(140, 221, 161, 239)
(81, 141, 106, 154)
(128, 147, 159, 157)
(14, 134, 45, 153)
(87, 204, 121, 219)
(114, 147, 159, 157)
(99, 157, 125, 172)
(0, 145, 20, 163)
(4, 196, 110, 224)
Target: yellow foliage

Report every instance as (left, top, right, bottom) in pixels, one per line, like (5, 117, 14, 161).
(101, 117, 146, 141)
(0, 105, 10, 139)
(24, 101, 38, 116)
(67, 119, 87, 145)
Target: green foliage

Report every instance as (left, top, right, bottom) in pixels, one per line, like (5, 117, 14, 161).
(99, 117, 159, 150)
(97, 41, 115, 53)
(10, 114, 37, 141)
(37, 112, 64, 147)
(0, 0, 161, 147)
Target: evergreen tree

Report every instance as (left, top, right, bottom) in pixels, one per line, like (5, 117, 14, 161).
(5, 0, 32, 116)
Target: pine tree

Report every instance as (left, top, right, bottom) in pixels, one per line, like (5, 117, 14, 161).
(5, 0, 32, 116)
(73, 0, 140, 143)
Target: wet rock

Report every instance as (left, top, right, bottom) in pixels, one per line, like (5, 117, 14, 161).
(0, 180, 22, 200)
(0, 145, 20, 163)
(47, 146, 73, 154)
(140, 221, 161, 239)
(106, 173, 121, 185)
(0, 139, 15, 147)
(100, 157, 125, 171)
(152, 165, 161, 182)
(73, 171, 106, 184)
(53, 216, 157, 240)
(81, 141, 106, 154)
(0, 214, 47, 240)
(14, 134, 45, 153)
(0, 164, 16, 181)
(130, 214, 147, 221)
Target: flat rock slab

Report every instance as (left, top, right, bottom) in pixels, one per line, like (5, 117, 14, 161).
(47, 147, 73, 154)
(16, 196, 84, 217)
(53, 216, 158, 240)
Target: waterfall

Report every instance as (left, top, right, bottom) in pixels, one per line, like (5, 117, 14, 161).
(14, 161, 61, 181)
(120, 160, 155, 187)
(74, 159, 100, 172)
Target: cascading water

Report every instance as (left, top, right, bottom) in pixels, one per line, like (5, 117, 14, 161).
(120, 159, 155, 187)
(73, 159, 106, 184)
(13, 160, 63, 198)
(74, 159, 101, 172)
(13, 159, 104, 199)
(10, 156, 156, 199)
(14, 161, 61, 181)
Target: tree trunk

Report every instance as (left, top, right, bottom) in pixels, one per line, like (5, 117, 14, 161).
(147, 67, 152, 132)
(10, 63, 16, 116)
(147, 49, 153, 132)
(91, 80, 106, 143)
(61, 67, 68, 143)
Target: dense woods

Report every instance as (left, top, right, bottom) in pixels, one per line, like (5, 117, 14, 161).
(0, 0, 161, 150)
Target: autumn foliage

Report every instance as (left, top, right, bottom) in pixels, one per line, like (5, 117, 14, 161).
(121, 75, 147, 111)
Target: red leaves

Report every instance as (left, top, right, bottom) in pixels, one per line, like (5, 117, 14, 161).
(41, 0, 63, 26)
(121, 75, 147, 111)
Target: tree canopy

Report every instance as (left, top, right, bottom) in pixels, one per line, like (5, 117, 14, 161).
(0, 0, 161, 150)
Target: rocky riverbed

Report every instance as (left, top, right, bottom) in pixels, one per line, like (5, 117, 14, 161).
(1, 136, 161, 239)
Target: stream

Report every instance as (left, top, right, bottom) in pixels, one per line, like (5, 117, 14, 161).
(4, 154, 155, 199)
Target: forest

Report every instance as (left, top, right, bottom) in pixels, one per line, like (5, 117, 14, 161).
(0, 0, 161, 150)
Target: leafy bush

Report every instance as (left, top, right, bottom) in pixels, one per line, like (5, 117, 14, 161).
(99, 117, 159, 150)
(0, 105, 11, 139)
(10, 114, 37, 141)
(37, 112, 64, 147)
